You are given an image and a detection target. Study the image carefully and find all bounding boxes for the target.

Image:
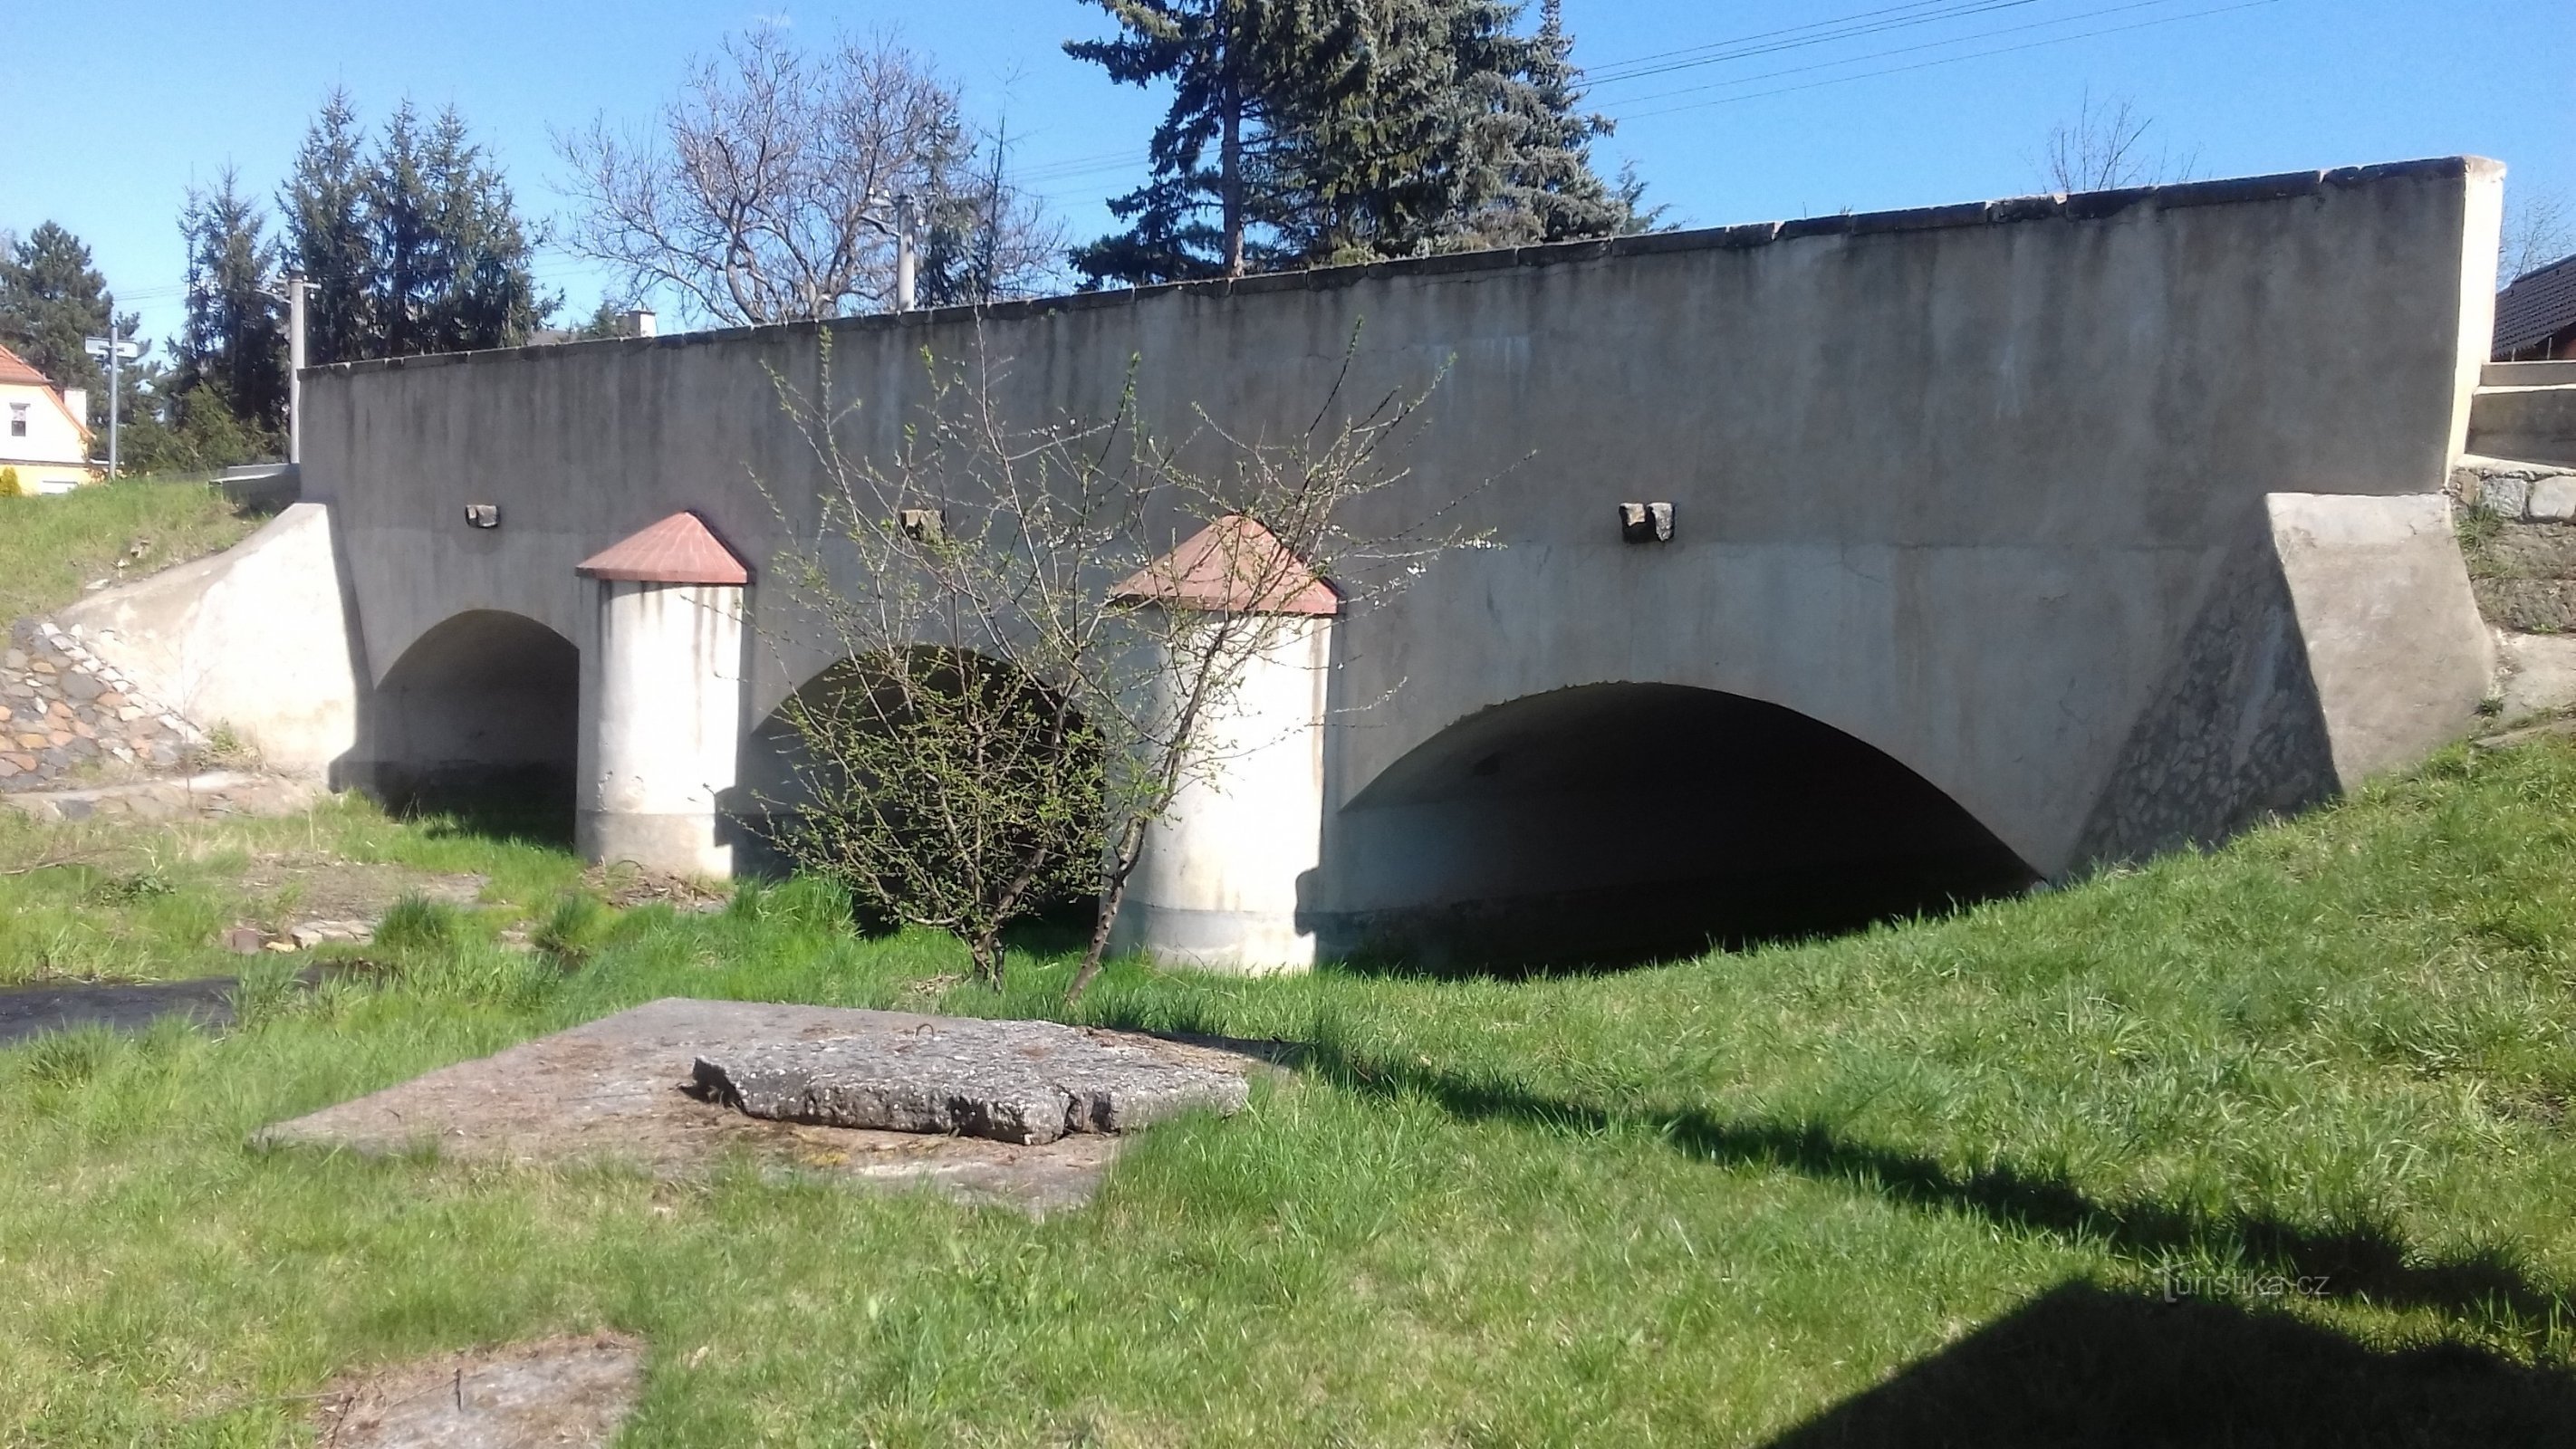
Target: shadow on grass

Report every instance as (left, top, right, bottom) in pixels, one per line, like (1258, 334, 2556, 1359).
(1765, 1279, 2576, 1447)
(394, 783, 575, 851)
(1319, 868, 2032, 984)
(1299, 1040, 2569, 1332)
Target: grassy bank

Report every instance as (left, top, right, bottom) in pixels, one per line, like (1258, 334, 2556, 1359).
(0, 798, 586, 987)
(10, 742, 2576, 1442)
(0, 476, 260, 624)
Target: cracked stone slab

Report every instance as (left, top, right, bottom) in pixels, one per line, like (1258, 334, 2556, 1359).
(256, 998, 1281, 1214)
(688, 1018, 1254, 1145)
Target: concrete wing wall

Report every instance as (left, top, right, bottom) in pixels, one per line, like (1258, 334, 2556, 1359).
(301, 158, 2503, 879)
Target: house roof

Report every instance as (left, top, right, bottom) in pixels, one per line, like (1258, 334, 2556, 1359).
(2496, 253, 2576, 357)
(1109, 515, 1340, 617)
(576, 511, 751, 585)
(0, 345, 52, 389)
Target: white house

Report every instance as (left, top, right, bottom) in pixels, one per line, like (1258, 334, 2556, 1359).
(0, 345, 97, 494)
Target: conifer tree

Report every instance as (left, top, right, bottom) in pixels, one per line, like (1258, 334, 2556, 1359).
(1066, 0, 1354, 283)
(1463, 0, 1640, 246)
(414, 108, 553, 352)
(280, 93, 553, 364)
(172, 168, 288, 437)
(281, 89, 374, 367)
(1068, 0, 1643, 285)
(0, 223, 117, 408)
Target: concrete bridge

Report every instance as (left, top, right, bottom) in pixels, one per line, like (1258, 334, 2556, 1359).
(70, 157, 2509, 970)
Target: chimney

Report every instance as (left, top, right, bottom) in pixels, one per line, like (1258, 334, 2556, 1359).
(624, 308, 657, 339)
(59, 388, 88, 427)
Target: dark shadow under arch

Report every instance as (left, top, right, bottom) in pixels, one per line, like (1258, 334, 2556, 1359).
(360, 609, 579, 840)
(726, 648, 1101, 930)
(1315, 683, 2037, 973)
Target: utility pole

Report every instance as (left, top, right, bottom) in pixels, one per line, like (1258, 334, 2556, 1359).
(259, 272, 312, 465)
(82, 311, 139, 479)
(286, 273, 308, 465)
(895, 194, 918, 312)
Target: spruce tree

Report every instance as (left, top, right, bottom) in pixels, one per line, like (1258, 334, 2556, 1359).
(0, 223, 113, 404)
(173, 168, 288, 438)
(1066, 0, 1353, 284)
(1470, 0, 1640, 246)
(1069, 0, 1643, 284)
(366, 103, 443, 359)
(1266, 0, 1508, 264)
(411, 107, 552, 352)
(281, 90, 375, 368)
(281, 93, 552, 363)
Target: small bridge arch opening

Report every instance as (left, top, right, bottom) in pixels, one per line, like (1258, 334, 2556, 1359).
(364, 609, 580, 825)
(1323, 683, 2037, 971)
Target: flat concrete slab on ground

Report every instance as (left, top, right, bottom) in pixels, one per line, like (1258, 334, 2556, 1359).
(314, 1332, 642, 1449)
(690, 1012, 1253, 1144)
(255, 998, 1275, 1214)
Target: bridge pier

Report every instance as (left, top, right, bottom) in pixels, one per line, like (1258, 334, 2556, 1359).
(574, 513, 752, 879)
(1105, 517, 1339, 974)
(1108, 615, 1333, 973)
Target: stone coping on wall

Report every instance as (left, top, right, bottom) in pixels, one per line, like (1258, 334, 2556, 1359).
(304, 156, 2492, 380)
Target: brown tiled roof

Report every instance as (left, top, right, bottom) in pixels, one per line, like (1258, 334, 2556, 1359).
(0, 345, 51, 389)
(577, 511, 751, 585)
(1109, 515, 1340, 617)
(2497, 254, 2576, 358)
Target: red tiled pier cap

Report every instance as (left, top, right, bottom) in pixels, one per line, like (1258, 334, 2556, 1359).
(577, 511, 751, 586)
(1109, 514, 1340, 617)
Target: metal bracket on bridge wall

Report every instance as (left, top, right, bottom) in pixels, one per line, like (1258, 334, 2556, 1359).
(1620, 502, 1673, 543)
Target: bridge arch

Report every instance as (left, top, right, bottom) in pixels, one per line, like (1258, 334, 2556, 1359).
(731, 647, 1100, 888)
(1317, 682, 2036, 970)
(363, 609, 580, 820)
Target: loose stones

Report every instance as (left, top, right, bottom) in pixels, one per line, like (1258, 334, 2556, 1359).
(690, 1016, 1254, 1145)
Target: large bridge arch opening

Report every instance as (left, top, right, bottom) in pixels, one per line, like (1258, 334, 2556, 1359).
(1322, 684, 2037, 971)
(364, 609, 579, 830)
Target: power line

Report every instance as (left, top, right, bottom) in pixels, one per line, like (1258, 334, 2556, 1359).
(1583, 0, 2003, 76)
(1586, 0, 2059, 86)
(1603, 0, 2281, 124)
(1599, 0, 2203, 112)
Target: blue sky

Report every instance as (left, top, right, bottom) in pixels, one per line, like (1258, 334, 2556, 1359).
(6, 0, 2568, 345)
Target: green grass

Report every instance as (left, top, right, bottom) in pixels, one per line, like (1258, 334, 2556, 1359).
(14, 744, 2576, 1442)
(0, 795, 587, 986)
(0, 476, 261, 624)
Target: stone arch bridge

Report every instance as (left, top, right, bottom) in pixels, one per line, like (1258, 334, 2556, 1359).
(69, 158, 2507, 971)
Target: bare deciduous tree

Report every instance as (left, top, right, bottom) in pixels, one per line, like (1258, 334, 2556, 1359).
(2038, 91, 2195, 194)
(758, 331, 1477, 993)
(555, 27, 1062, 325)
(2503, 188, 2573, 286)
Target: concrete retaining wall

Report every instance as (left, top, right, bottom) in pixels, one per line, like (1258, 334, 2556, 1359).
(58, 503, 366, 780)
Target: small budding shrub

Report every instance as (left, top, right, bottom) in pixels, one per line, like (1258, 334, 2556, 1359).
(0, 467, 22, 499)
